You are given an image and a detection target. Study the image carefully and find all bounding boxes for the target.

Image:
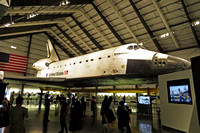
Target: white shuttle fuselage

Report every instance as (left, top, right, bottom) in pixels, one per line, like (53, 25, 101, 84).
(33, 40, 191, 79)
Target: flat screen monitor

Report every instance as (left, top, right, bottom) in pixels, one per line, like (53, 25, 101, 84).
(167, 78, 192, 104)
(138, 96, 151, 105)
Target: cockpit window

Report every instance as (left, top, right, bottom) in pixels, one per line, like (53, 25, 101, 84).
(127, 45, 134, 50)
(127, 45, 139, 50)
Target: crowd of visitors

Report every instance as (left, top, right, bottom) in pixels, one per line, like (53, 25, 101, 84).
(0, 93, 132, 133)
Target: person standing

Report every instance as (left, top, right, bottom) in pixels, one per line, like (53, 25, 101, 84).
(108, 96, 115, 117)
(81, 97, 86, 117)
(117, 101, 131, 133)
(10, 91, 15, 106)
(43, 94, 50, 123)
(58, 97, 68, 133)
(91, 96, 96, 118)
(0, 98, 10, 133)
(9, 96, 28, 133)
(69, 101, 83, 133)
(101, 103, 116, 133)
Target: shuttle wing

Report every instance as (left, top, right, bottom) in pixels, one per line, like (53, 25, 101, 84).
(4, 75, 158, 88)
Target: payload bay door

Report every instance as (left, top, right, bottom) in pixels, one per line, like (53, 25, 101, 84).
(100, 55, 112, 75)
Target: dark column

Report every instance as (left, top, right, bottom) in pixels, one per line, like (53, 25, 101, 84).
(191, 56, 200, 125)
(21, 34, 33, 95)
(95, 86, 98, 97)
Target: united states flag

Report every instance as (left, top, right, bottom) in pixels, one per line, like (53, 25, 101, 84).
(0, 52, 28, 73)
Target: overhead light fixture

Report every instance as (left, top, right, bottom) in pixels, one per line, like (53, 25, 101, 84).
(27, 12, 39, 19)
(192, 20, 200, 26)
(160, 32, 174, 38)
(11, 46, 17, 49)
(59, 0, 70, 6)
(4, 21, 14, 27)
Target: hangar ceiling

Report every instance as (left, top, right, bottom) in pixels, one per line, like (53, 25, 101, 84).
(1, 0, 200, 54)
(0, 0, 200, 90)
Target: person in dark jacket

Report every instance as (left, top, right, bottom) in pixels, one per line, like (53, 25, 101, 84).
(81, 97, 86, 117)
(43, 94, 50, 123)
(91, 96, 96, 118)
(101, 99, 116, 133)
(117, 101, 131, 133)
(58, 97, 68, 133)
(69, 100, 83, 133)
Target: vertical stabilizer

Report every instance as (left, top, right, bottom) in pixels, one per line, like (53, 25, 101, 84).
(46, 39, 60, 61)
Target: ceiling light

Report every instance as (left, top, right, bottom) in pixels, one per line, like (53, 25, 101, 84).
(4, 21, 14, 27)
(27, 12, 39, 19)
(11, 46, 17, 49)
(192, 20, 200, 26)
(160, 32, 174, 38)
(59, 0, 70, 6)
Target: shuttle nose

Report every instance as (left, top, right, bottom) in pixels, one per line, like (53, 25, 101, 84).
(167, 55, 191, 70)
(32, 63, 36, 68)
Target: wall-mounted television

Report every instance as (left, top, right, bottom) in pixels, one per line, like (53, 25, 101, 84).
(167, 78, 192, 104)
(138, 96, 151, 105)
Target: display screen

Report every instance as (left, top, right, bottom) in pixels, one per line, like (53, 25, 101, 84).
(138, 96, 151, 105)
(167, 78, 192, 104)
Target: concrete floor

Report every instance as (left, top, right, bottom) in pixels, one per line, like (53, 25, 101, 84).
(1, 104, 183, 133)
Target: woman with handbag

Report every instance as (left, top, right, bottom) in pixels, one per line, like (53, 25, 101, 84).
(101, 102, 116, 133)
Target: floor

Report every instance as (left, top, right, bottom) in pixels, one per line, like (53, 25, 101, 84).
(1, 104, 183, 133)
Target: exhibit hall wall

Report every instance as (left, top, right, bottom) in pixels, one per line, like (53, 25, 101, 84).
(159, 69, 200, 133)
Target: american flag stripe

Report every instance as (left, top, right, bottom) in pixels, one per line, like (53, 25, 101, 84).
(0, 63, 27, 68)
(0, 68, 26, 73)
(0, 65, 26, 71)
(9, 60, 27, 65)
(9, 57, 28, 62)
(0, 52, 28, 73)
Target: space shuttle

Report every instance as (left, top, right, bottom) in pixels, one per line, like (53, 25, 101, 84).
(32, 39, 191, 81)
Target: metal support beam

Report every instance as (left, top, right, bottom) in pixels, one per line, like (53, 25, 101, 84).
(0, 32, 44, 40)
(1, 14, 71, 24)
(129, 0, 163, 53)
(22, 34, 33, 94)
(80, 10, 113, 48)
(71, 15, 103, 50)
(6, 8, 79, 14)
(108, 0, 139, 44)
(91, 2, 125, 45)
(151, 0, 179, 48)
(11, 0, 93, 6)
(41, 88, 159, 93)
(25, 34, 33, 74)
(166, 45, 198, 53)
(45, 32, 74, 58)
(0, 24, 56, 37)
(49, 29, 79, 56)
(180, 0, 200, 48)
(61, 21, 93, 53)
(0, 21, 59, 28)
(56, 25, 87, 54)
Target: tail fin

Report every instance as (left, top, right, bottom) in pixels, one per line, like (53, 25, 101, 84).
(46, 39, 60, 61)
